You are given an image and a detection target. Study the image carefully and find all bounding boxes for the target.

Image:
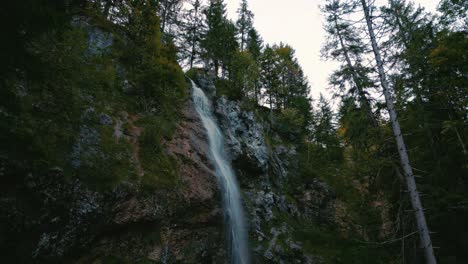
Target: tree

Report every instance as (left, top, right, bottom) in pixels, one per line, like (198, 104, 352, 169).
(310, 95, 342, 160)
(259, 45, 281, 114)
(274, 43, 309, 110)
(179, 0, 205, 68)
(438, 0, 468, 29)
(202, 0, 237, 76)
(229, 50, 259, 100)
(322, 0, 377, 127)
(245, 28, 263, 102)
(360, 1, 437, 262)
(157, 0, 184, 38)
(246, 28, 263, 62)
(236, 0, 254, 51)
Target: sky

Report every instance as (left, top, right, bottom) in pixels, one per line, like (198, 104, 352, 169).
(224, 0, 440, 102)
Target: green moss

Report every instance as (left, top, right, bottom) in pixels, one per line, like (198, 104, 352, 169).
(138, 115, 180, 191)
(185, 67, 205, 80)
(214, 79, 243, 100)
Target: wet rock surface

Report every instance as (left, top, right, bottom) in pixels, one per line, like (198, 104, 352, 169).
(195, 76, 336, 263)
(214, 96, 269, 174)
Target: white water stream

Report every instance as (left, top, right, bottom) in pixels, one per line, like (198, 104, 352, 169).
(191, 80, 249, 264)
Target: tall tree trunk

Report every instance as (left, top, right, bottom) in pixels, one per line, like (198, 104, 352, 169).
(360, 1, 437, 263)
(333, 15, 378, 127)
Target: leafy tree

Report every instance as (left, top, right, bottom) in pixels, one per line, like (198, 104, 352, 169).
(229, 51, 259, 100)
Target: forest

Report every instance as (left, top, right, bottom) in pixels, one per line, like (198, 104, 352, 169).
(0, 0, 467, 263)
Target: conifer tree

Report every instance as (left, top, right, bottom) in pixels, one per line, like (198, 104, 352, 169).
(180, 0, 205, 68)
(246, 28, 263, 102)
(260, 45, 280, 112)
(157, 0, 184, 38)
(359, 1, 437, 262)
(236, 0, 254, 51)
(438, 0, 468, 29)
(310, 95, 342, 160)
(322, 0, 377, 127)
(202, 0, 237, 76)
(246, 28, 263, 62)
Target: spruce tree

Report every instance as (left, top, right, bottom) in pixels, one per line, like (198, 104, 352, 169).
(180, 0, 205, 68)
(246, 28, 263, 62)
(322, 0, 377, 127)
(202, 0, 237, 76)
(360, 0, 437, 262)
(246, 28, 263, 102)
(260, 45, 280, 112)
(236, 0, 254, 51)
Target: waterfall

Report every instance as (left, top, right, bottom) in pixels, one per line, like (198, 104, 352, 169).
(191, 80, 249, 264)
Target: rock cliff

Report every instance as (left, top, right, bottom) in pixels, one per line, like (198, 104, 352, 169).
(0, 16, 339, 264)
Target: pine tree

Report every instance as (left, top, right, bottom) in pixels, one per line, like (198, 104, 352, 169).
(310, 95, 342, 160)
(246, 28, 263, 102)
(202, 0, 237, 76)
(275, 43, 309, 110)
(157, 0, 184, 38)
(236, 0, 254, 51)
(438, 0, 468, 29)
(322, 0, 377, 127)
(260, 45, 280, 112)
(246, 28, 263, 62)
(180, 0, 205, 68)
(360, 1, 437, 262)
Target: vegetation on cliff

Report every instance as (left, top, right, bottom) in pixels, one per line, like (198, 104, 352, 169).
(0, 0, 466, 263)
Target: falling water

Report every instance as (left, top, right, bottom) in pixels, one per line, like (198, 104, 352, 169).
(191, 80, 249, 264)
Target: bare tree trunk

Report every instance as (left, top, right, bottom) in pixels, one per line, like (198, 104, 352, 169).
(360, 1, 437, 263)
(333, 15, 378, 127)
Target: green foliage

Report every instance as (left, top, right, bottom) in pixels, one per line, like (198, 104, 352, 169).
(236, 0, 254, 51)
(137, 115, 180, 191)
(228, 50, 259, 100)
(214, 79, 242, 100)
(309, 96, 342, 161)
(202, 0, 238, 74)
(438, 0, 468, 28)
(246, 28, 263, 62)
(275, 108, 304, 141)
(294, 226, 396, 263)
(0, 0, 187, 193)
(179, 0, 205, 68)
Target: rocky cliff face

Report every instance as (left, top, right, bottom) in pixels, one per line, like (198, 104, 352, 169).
(193, 75, 338, 263)
(0, 74, 338, 264)
(0, 17, 224, 263)
(1, 85, 227, 263)
(0, 17, 339, 263)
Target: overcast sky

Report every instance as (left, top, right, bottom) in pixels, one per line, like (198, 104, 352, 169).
(224, 0, 440, 102)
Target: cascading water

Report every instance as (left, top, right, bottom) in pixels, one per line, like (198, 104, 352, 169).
(191, 80, 249, 264)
